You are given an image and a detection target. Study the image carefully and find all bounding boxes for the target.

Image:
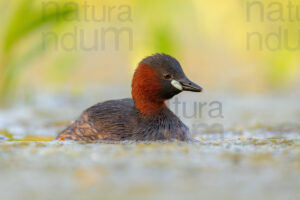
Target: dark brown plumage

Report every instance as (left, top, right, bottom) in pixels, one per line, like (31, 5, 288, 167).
(57, 53, 202, 142)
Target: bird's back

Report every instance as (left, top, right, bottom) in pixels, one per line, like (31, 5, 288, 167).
(57, 98, 190, 142)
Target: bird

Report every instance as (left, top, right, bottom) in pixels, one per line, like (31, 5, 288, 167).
(57, 53, 202, 142)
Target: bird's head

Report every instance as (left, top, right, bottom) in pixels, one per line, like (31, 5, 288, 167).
(132, 53, 202, 115)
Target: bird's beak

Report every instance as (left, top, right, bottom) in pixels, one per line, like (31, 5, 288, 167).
(178, 77, 202, 92)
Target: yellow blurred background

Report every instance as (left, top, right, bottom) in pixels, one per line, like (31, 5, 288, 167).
(0, 0, 299, 104)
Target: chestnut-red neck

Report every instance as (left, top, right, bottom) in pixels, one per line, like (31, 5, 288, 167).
(131, 64, 165, 115)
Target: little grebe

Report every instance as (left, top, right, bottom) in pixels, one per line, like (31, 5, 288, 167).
(57, 53, 202, 142)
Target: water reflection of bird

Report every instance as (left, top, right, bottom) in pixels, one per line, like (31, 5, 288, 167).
(57, 54, 202, 142)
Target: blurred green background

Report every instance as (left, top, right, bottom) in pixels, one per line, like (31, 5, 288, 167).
(0, 0, 299, 105)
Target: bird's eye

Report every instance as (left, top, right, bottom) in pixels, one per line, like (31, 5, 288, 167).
(164, 74, 172, 80)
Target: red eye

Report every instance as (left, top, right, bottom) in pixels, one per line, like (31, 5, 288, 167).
(164, 74, 172, 79)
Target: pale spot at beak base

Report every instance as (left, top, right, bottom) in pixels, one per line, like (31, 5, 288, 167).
(171, 80, 183, 91)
